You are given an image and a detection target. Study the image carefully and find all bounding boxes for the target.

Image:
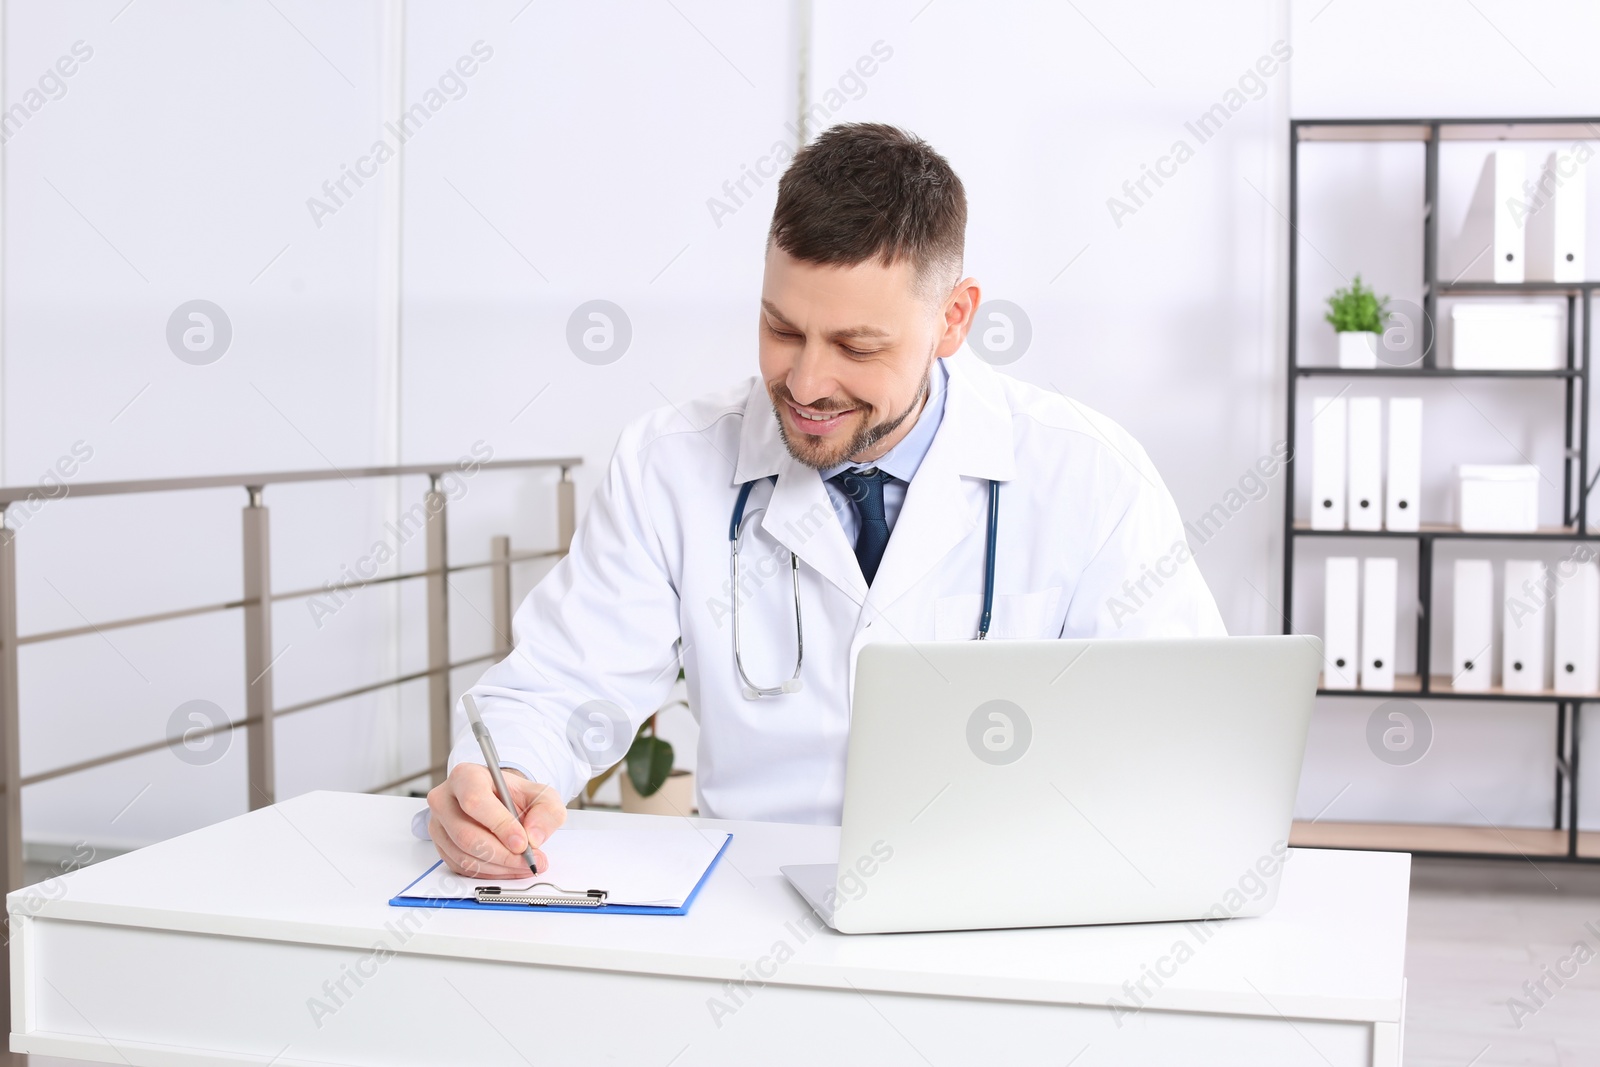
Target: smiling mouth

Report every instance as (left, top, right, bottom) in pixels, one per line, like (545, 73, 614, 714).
(787, 402, 856, 435)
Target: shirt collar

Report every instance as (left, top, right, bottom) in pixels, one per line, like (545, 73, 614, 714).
(820, 358, 949, 484)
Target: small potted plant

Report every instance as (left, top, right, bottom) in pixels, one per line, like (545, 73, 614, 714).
(615, 713, 695, 815)
(1325, 275, 1391, 369)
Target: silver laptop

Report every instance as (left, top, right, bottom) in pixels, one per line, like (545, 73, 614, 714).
(782, 635, 1322, 934)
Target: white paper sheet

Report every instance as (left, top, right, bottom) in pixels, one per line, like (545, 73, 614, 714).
(399, 822, 730, 908)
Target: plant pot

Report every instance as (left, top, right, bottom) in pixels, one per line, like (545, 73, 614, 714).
(620, 769, 696, 816)
(1337, 330, 1378, 369)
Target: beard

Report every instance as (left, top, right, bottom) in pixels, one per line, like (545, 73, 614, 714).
(769, 364, 931, 471)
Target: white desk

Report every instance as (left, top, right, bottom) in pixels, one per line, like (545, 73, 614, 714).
(9, 791, 1409, 1066)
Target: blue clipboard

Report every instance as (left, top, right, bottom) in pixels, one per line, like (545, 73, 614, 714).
(389, 832, 732, 915)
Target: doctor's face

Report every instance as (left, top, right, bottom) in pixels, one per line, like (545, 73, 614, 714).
(759, 246, 979, 470)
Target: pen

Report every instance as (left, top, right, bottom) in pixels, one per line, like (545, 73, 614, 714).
(462, 694, 540, 876)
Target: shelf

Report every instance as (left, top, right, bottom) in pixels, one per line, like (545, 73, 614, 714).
(1317, 673, 1423, 698)
(1293, 522, 1596, 541)
(1294, 117, 1600, 143)
(1437, 280, 1594, 295)
(1290, 820, 1596, 859)
(1437, 120, 1600, 142)
(1316, 673, 1600, 703)
(1294, 365, 1579, 378)
(1295, 122, 1432, 143)
(1426, 675, 1600, 702)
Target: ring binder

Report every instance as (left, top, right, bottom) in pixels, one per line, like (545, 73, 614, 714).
(475, 884, 609, 908)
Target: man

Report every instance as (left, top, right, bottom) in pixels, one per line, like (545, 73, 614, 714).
(426, 123, 1224, 877)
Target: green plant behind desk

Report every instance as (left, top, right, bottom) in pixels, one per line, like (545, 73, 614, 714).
(624, 715, 674, 797)
(582, 713, 675, 799)
(587, 670, 683, 800)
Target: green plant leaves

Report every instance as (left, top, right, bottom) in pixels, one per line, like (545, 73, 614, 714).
(1324, 274, 1391, 334)
(627, 732, 674, 797)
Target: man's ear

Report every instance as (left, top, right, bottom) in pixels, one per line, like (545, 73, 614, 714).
(935, 276, 981, 357)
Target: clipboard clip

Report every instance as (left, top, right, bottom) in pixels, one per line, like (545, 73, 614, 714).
(475, 884, 608, 908)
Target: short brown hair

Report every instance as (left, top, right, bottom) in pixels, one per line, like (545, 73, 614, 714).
(768, 123, 965, 302)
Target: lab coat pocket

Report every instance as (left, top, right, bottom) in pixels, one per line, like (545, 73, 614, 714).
(934, 587, 1064, 641)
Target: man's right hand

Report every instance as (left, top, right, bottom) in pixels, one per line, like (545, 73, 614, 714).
(426, 763, 568, 878)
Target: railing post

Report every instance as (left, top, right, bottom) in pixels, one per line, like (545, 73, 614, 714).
(0, 509, 23, 893)
(490, 535, 513, 656)
(558, 466, 576, 552)
(0, 509, 18, 1067)
(242, 487, 275, 810)
(426, 475, 451, 787)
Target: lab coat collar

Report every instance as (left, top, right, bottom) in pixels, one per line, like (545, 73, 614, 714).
(860, 353, 1016, 615)
(937, 352, 1017, 483)
(732, 378, 787, 485)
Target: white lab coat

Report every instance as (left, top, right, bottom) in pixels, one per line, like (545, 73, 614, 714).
(454, 352, 1225, 825)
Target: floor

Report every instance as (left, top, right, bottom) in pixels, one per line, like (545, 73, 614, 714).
(1404, 856, 1600, 1066)
(18, 854, 1600, 1065)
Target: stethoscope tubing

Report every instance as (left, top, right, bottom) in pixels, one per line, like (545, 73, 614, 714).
(978, 478, 998, 640)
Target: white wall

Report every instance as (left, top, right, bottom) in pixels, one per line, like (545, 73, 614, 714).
(3, 0, 414, 848)
(3, 0, 1597, 848)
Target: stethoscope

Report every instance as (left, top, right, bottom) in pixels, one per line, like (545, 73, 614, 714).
(728, 474, 1001, 698)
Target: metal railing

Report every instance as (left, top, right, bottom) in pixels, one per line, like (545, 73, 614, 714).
(0, 458, 580, 896)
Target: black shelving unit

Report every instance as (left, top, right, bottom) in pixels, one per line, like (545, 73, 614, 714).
(1283, 116, 1599, 862)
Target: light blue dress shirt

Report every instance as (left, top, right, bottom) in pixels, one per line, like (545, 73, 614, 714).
(820, 358, 949, 546)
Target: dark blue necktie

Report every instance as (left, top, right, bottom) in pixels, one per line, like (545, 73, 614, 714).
(834, 467, 891, 585)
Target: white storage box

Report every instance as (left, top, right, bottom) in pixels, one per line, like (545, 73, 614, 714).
(1458, 465, 1539, 532)
(1452, 303, 1564, 370)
